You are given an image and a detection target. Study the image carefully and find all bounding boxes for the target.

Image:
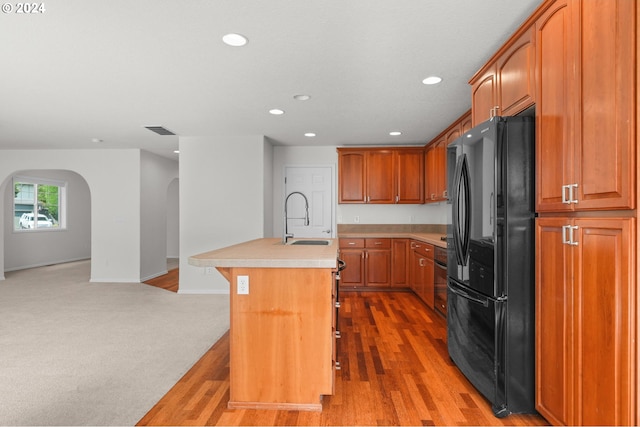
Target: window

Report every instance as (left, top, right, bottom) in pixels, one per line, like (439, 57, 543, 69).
(13, 176, 66, 231)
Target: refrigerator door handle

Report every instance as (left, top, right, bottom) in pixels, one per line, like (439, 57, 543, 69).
(451, 155, 465, 266)
(459, 154, 471, 263)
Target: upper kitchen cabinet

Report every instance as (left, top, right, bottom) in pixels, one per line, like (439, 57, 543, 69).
(470, 24, 536, 125)
(424, 110, 471, 203)
(337, 147, 423, 204)
(536, 0, 636, 212)
(395, 148, 425, 204)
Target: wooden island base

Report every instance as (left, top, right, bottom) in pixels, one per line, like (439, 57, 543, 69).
(220, 266, 337, 412)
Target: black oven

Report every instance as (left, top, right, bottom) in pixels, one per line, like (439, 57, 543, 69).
(434, 246, 448, 317)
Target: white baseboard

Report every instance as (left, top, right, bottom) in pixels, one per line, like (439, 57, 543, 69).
(4, 257, 91, 273)
(177, 288, 230, 295)
(140, 270, 169, 282)
(89, 277, 141, 283)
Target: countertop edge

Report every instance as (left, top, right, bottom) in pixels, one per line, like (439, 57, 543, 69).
(338, 232, 447, 248)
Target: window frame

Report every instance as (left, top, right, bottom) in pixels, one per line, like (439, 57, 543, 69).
(13, 175, 67, 232)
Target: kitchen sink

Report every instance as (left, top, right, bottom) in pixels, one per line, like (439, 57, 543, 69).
(288, 239, 331, 245)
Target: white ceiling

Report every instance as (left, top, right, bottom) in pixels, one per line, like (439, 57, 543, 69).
(0, 0, 542, 159)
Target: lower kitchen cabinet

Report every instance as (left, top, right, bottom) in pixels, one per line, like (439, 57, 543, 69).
(391, 238, 409, 287)
(409, 240, 434, 308)
(339, 238, 391, 288)
(535, 217, 636, 426)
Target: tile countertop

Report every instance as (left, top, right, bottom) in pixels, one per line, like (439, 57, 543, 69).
(338, 232, 447, 248)
(188, 238, 339, 269)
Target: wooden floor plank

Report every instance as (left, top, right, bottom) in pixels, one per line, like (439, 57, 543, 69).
(137, 279, 548, 426)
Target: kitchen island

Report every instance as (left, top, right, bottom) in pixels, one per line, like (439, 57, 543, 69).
(189, 238, 339, 411)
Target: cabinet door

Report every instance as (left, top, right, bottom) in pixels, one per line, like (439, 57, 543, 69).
(339, 249, 365, 287)
(497, 26, 536, 116)
(366, 150, 395, 204)
(535, 0, 574, 212)
(395, 149, 424, 204)
(574, 218, 635, 426)
(460, 112, 473, 134)
(421, 257, 434, 309)
(424, 142, 439, 202)
(365, 249, 391, 287)
(338, 151, 366, 203)
(574, 0, 635, 210)
(535, 217, 574, 426)
(410, 249, 425, 297)
(471, 65, 497, 126)
(391, 239, 409, 287)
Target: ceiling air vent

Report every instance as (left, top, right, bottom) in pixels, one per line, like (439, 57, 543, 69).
(145, 126, 176, 136)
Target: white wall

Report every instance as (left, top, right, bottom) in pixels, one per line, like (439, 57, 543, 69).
(0, 149, 141, 282)
(178, 135, 272, 294)
(166, 178, 179, 259)
(272, 145, 448, 236)
(3, 169, 91, 271)
(140, 151, 179, 281)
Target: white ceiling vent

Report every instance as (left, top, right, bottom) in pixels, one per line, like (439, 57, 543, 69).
(145, 126, 176, 136)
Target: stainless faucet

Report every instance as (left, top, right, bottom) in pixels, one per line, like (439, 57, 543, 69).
(283, 191, 310, 243)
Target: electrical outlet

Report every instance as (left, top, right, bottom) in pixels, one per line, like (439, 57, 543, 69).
(237, 275, 249, 294)
(354, 215, 360, 223)
(205, 267, 214, 275)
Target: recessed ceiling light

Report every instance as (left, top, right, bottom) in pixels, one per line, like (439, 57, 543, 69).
(294, 94, 311, 101)
(389, 131, 402, 136)
(222, 33, 248, 47)
(304, 132, 316, 137)
(422, 76, 442, 85)
(269, 109, 285, 115)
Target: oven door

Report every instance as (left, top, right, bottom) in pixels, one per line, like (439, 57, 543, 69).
(447, 278, 507, 417)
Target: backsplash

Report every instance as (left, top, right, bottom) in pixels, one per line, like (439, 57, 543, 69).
(337, 223, 446, 234)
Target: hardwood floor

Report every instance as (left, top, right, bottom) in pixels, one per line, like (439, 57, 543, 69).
(137, 278, 548, 426)
(144, 268, 179, 293)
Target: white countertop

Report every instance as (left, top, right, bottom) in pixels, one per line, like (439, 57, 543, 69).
(188, 238, 339, 269)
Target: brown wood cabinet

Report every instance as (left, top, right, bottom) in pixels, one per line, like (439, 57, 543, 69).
(409, 240, 434, 308)
(226, 266, 336, 411)
(339, 238, 391, 288)
(391, 238, 409, 287)
(470, 24, 535, 125)
(424, 110, 471, 203)
(337, 148, 424, 204)
(535, 0, 636, 212)
(535, 217, 636, 426)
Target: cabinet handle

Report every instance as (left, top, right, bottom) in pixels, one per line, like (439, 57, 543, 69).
(374, 241, 382, 245)
(335, 331, 341, 339)
(570, 183, 578, 204)
(489, 106, 500, 119)
(361, 252, 365, 259)
(569, 225, 579, 246)
(335, 361, 341, 370)
(431, 193, 436, 200)
(562, 225, 579, 246)
(395, 195, 399, 203)
(562, 225, 571, 244)
(419, 258, 425, 267)
(348, 242, 356, 245)
(442, 190, 448, 198)
(335, 301, 341, 308)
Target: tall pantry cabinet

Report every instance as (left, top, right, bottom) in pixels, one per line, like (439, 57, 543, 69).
(533, 0, 637, 426)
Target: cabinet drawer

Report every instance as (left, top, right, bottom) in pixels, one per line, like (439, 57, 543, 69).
(410, 241, 434, 259)
(339, 238, 364, 249)
(365, 238, 391, 249)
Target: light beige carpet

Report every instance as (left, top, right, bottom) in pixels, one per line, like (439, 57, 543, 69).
(0, 260, 229, 426)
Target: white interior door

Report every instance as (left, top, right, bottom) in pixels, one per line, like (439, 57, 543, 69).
(284, 166, 334, 238)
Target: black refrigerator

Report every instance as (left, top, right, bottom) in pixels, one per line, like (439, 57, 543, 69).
(446, 116, 536, 417)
